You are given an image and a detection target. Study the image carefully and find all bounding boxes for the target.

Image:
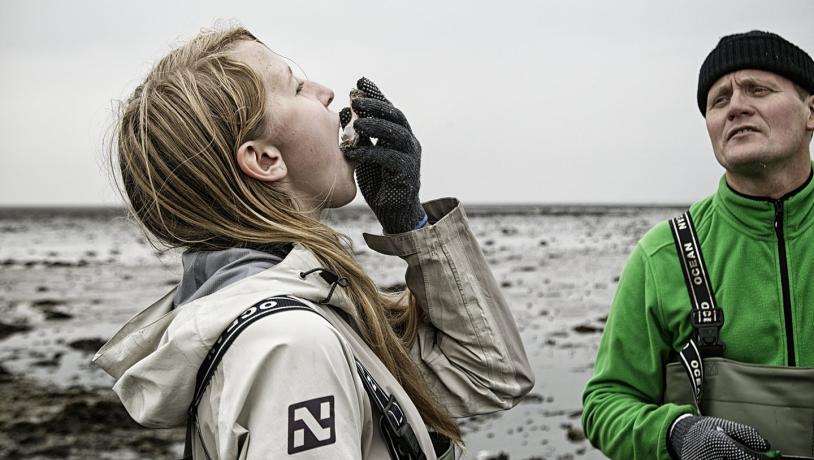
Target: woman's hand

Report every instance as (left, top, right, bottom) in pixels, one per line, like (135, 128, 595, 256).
(340, 78, 426, 234)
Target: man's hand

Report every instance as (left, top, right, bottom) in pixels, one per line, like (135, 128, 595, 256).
(670, 415, 775, 459)
(340, 77, 426, 234)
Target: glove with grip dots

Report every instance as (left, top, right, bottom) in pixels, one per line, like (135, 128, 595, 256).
(669, 415, 775, 460)
(340, 77, 425, 234)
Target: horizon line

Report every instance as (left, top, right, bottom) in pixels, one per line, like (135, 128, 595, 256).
(0, 202, 691, 212)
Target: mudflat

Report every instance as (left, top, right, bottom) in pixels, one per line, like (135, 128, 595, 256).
(0, 204, 680, 459)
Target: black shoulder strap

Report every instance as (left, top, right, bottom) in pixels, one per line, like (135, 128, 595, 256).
(669, 212, 725, 412)
(669, 212, 725, 356)
(355, 358, 425, 460)
(182, 296, 426, 460)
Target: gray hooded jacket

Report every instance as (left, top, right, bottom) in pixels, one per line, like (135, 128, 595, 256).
(93, 198, 535, 459)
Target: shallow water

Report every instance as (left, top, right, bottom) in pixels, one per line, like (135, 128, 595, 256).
(0, 204, 682, 459)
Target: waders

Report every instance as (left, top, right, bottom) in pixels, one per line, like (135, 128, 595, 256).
(663, 212, 814, 458)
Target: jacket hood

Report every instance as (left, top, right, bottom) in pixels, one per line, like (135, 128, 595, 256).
(92, 244, 358, 428)
(173, 247, 285, 307)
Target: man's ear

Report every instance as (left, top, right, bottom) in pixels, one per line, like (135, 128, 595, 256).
(236, 140, 287, 183)
(806, 94, 814, 132)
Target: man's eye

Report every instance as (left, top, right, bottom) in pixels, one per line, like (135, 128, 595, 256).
(751, 86, 769, 96)
(296, 81, 304, 94)
(712, 95, 728, 107)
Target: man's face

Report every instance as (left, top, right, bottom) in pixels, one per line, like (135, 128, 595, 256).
(705, 69, 813, 173)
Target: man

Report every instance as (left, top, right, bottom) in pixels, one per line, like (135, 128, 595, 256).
(582, 31, 814, 460)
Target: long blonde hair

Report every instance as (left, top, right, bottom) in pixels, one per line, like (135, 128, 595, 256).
(112, 26, 461, 442)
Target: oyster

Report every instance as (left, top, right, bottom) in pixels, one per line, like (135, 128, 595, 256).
(339, 89, 366, 150)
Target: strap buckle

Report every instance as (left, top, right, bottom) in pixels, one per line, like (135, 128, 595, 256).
(690, 308, 726, 356)
(690, 308, 724, 327)
(694, 326, 726, 356)
(382, 395, 425, 460)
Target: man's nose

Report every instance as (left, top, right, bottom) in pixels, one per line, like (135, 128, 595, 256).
(726, 89, 754, 121)
(303, 81, 335, 107)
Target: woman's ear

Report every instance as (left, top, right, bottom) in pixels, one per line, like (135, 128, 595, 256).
(236, 140, 287, 183)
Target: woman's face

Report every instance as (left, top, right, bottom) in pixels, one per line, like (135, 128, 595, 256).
(232, 40, 356, 212)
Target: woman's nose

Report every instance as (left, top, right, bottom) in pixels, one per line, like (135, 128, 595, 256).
(303, 80, 335, 107)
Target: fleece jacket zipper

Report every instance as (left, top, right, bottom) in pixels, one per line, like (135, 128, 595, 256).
(773, 200, 796, 366)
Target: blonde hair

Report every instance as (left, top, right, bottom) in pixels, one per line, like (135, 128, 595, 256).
(112, 26, 461, 442)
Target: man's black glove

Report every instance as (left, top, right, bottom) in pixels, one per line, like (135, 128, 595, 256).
(669, 415, 773, 459)
(339, 77, 426, 234)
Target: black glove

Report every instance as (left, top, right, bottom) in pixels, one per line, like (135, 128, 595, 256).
(339, 77, 426, 234)
(669, 415, 773, 460)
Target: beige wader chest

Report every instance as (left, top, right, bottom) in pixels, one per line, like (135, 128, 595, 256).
(665, 358, 814, 457)
(665, 212, 814, 458)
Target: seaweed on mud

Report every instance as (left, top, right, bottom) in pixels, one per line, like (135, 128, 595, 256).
(0, 364, 14, 382)
(32, 299, 62, 308)
(0, 321, 32, 339)
(0, 379, 184, 459)
(43, 310, 73, 320)
(572, 324, 603, 334)
(68, 338, 106, 353)
(561, 423, 586, 442)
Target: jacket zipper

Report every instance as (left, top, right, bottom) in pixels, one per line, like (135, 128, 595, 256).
(773, 200, 796, 366)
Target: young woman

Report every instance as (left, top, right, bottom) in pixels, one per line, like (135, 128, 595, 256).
(93, 26, 533, 459)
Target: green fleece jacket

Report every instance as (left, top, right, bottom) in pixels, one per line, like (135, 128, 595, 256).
(582, 166, 814, 460)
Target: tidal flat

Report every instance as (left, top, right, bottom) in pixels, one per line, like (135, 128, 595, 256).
(0, 204, 682, 459)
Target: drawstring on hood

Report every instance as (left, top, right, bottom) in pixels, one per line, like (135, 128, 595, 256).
(299, 267, 350, 304)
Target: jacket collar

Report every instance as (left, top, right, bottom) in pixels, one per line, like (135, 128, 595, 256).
(251, 243, 357, 315)
(173, 247, 286, 307)
(92, 243, 357, 426)
(713, 162, 814, 239)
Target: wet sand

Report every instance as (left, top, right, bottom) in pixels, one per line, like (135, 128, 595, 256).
(0, 204, 682, 459)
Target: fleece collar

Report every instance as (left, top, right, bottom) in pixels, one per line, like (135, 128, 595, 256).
(713, 162, 814, 240)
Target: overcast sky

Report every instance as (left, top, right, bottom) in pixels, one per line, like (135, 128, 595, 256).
(1, 0, 812, 206)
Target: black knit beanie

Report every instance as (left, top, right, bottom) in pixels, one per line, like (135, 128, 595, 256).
(697, 30, 814, 115)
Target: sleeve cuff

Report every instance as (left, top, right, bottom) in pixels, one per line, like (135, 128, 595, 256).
(669, 413, 693, 439)
(362, 197, 463, 257)
(414, 212, 429, 230)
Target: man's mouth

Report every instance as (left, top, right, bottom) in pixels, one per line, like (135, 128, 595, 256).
(727, 126, 760, 141)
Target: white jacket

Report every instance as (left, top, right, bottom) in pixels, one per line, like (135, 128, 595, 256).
(93, 198, 534, 459)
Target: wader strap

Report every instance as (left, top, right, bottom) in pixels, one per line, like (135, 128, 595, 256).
(669, 212, 725, 357)
(181, 296, 427, 460)
(669, 212, 726, 411)
(677, 340, 704, 408)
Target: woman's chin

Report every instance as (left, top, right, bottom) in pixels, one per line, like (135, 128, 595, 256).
(326, 184, 358, 209)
